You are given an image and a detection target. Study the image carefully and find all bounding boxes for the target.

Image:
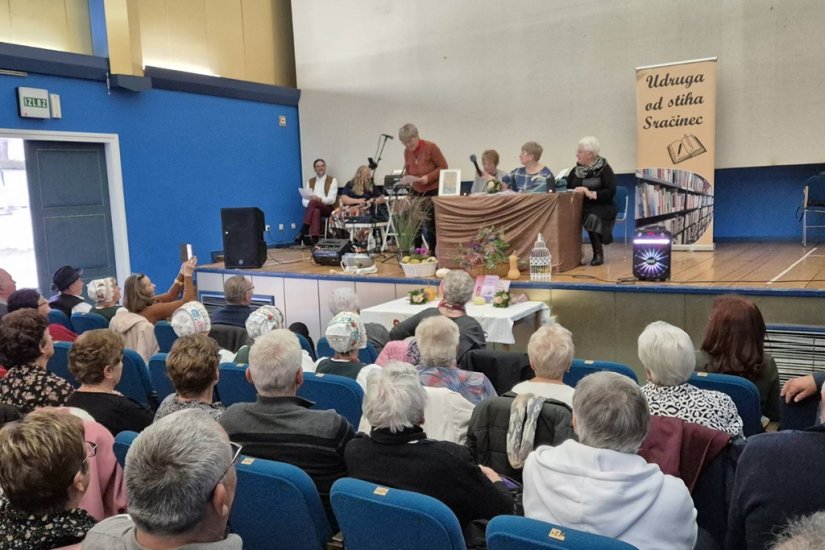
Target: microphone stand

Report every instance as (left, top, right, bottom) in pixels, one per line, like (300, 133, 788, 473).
(365, 133, 394, 261)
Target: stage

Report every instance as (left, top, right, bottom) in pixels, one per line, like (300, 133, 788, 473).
(196, 241, 825, 375)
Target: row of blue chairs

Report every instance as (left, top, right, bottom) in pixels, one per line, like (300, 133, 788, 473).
(113, 430, 632, 549)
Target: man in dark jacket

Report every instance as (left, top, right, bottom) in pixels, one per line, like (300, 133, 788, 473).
(48, 265, 91, 317)
(211, 275, 255, 327)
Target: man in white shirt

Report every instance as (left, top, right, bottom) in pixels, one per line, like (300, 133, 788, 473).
(296, 158, 338, 245)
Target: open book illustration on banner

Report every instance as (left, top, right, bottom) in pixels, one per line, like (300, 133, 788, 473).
(667, 134, 707, 164)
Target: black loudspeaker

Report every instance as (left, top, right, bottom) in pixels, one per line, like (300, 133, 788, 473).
(311, 239, 353, 266)
(633, 227, 672, 281)
(221, 207, 267, 269)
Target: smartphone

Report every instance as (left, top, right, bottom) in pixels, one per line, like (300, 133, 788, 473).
(180, 243, 194, 262)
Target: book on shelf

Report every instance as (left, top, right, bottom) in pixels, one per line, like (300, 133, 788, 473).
(667, 134, 707, 164)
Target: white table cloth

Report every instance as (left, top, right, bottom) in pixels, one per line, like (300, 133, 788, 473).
(360, 297, 551, 345)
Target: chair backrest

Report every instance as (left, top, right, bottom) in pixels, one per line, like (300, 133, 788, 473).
(148, 353, 175, 400)
(331, 477, 465, 550)
(805, 174, 825, 207)
(113, 430, 139, 468)
(316, 336, 378, 365)
(47, 341, 79, 387)
(689, 372, 762, 437)
(154, 320, 178, 353)
(564, 359, 638, 388)
(298, 372, 364, 427)
(614, 186, 629, 218)
(316, 336, 335, 359)
(232, 456, 332, 550)
(71, 312, 109, 334)
(209, 324, 251, 353)
(120, 349, 159, 410)
(217, 362, 257, 406)
(487, 515, 637, 550)
(48, 309, 74, 332)
(297, 333, 317, 361)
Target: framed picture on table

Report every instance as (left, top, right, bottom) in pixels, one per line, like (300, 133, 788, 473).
(438, 169, 461, 196)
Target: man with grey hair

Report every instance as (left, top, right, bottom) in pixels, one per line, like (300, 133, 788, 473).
(0, 268, 15, 319)
(328, 287, 388, 353)
(220, 329, 354, 515)
(82, 409, 242, 549)
(399, 122, 447, 249)
(523, 372, 697, 549)
(345, 361, 513, 530)
(416, 315, 495, 405)
(389, 270, 485, 365)
(727, 383, 825, 549)
(638, 321, 743, 438)
(211, 275, 255, 327)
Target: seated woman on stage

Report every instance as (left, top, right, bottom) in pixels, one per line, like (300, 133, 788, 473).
(471, 149, 511, 194)
(568, 136, 617, 266)
(329, 165, 387, 241)
(508, 141, 554, 193)
(296, 158, 339, 246)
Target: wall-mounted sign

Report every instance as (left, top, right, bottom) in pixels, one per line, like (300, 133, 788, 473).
(17, 87, 51, 119)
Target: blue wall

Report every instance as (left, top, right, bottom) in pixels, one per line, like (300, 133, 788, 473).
(0, 72, 303, 284)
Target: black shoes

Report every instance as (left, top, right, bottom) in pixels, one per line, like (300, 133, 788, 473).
(590, 252, 604, 266)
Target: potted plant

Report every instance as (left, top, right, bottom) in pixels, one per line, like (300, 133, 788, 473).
(456, 226, 511, 277)
(392, 195, 431, 258)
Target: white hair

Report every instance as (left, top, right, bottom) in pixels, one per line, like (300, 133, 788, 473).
(638, 321, 696, 387)
(363, 361, 427, 433)
(125, 410, 232, 535)
(415, 315, 459, 368)
(772, 511, 825, 550)
(527, 323, 575, 379)
(442, 270, 474, 305)
(573, 371, 649, 453)
(578, 136, 601, 156)
(248, 329, 302, 395)
(398, 123, 419, 143)
(328, 287, 359, 315)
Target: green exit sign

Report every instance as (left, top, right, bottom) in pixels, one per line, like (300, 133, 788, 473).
(17, 86, 51, 119)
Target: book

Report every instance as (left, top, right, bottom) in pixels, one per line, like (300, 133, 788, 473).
(667, 134, 707, 164)
(474, 275, 510, 303)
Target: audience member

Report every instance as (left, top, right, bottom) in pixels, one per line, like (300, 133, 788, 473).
(119, 257, 197, 324)
(639, 321, 743, 438)
(49, 265, 92, 317)
(782, 373, 825, 404)
(523, 372, 697, 550)
(155, 334, 224, 422)
(415, 315, 495, 405)
(510, 323, 576, 406)
(399, 123, 447, 249)
(374, 339, 415, 367)
(316, 312, 369, 379)
(86, 277, 122, 322)
(0, 409, 97, 548)
(0, 309, 74, 413)
(0, 267, 16, 319)
(568, 136, 617, 266)
(296, 158, 338, 246)
(65, 329, 153, 435)
(771, 511, 825, 550)
(471, 149, 511, 194)
(389, 270, 485, 365)
(211, 276, 255, 327)
(220, 329, 354, 513)
(234, 306, 316, 371)
(8, 287, 78, 341)
(169, 301, 236, 361)
(508, 141, 554, 193)
(82, 409, 242, 549)
(345, 361, 513, 530)
(696, 295, 780, 421)
(726, 384, 825, 550)
(328, 287, 389, 353)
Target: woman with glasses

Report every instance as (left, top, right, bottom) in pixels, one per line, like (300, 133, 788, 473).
(0, 409, 98, 548)
(7, 287, 78, 342)
(120, 257, 198, 325)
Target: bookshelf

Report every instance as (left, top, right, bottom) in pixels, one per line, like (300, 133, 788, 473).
(635, 168, 714, 245)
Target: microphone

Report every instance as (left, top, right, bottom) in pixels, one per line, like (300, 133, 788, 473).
(381, 133, 395, 140)
(469, 154, 482, 177)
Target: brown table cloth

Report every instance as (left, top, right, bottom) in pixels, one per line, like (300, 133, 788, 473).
(432, 193, 583, 273)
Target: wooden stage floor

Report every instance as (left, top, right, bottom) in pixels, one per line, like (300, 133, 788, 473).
(201, 242, 825, 296)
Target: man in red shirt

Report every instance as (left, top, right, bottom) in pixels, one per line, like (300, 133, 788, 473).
(399, 123, 448, 252)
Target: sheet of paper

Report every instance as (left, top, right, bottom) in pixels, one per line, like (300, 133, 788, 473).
(399, 175, 418, 186)
(298, 187, 315, 199)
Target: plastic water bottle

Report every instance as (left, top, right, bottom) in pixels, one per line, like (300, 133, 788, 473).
(530, 234, 552, 281)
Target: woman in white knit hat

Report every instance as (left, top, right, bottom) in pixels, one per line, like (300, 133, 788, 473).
(316, 312, 369, 380)
(86, 277, 122, 321)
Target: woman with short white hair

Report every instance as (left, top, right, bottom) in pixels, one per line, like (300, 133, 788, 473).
(344, 361, 513, 531)
(510, 323, 576, 406)
(388, 270, 485, 365)
(639, 321, 743, 437)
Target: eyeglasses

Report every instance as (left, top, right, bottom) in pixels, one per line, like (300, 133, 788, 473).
(246, 286, 255, 293)
(82, 441, 97, 468)
(209, 441, 243, 500)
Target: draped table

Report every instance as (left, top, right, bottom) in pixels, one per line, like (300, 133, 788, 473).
(431, 193, 583, 272)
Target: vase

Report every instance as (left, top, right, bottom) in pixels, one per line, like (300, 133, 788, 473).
(506, 254, 521, 280)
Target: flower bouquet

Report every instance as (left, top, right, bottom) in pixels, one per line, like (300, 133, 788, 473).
(456, 226, 511, 278)
(492, 290, 511, 308)
(408, 287, 437, 304)
(486, 179, 503, 193)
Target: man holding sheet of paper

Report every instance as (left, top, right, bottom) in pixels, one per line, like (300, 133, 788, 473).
(296, 158, 338, 245)
(399, 123, 448, 251)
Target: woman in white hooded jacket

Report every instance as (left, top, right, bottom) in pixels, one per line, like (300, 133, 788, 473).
(523, 372, 697, 550)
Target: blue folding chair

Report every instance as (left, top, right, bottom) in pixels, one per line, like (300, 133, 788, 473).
(297, 333, 317, 361)
(487, 515, 637, 550)
(316, 336, 378, 364)
(47, 341, 79, 387)
(614, 186, 630, 247)
(564, 359, 638, 388)
(217, 362, 256, 406)
(233, 457, 333, 550)
(120, 349, 159, 410)
(331, 477, 465, 550)
(154, 320, 178, 353)
(71, 312, 109, 334)
(48, 309, 74, 332)
(689, 371, 763, 437)
(298, 372, 364, 427)
(148, 353, 175, 401)
(114, 430, 138, 468)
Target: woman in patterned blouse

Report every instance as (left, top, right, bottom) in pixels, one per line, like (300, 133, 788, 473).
(0, 309, 74, 414)
(638, 321, 744, 438)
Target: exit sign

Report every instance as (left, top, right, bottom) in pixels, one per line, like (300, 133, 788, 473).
(17, 87, 51, 118)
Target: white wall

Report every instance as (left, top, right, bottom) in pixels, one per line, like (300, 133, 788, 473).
(292, 0, 825, 181)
